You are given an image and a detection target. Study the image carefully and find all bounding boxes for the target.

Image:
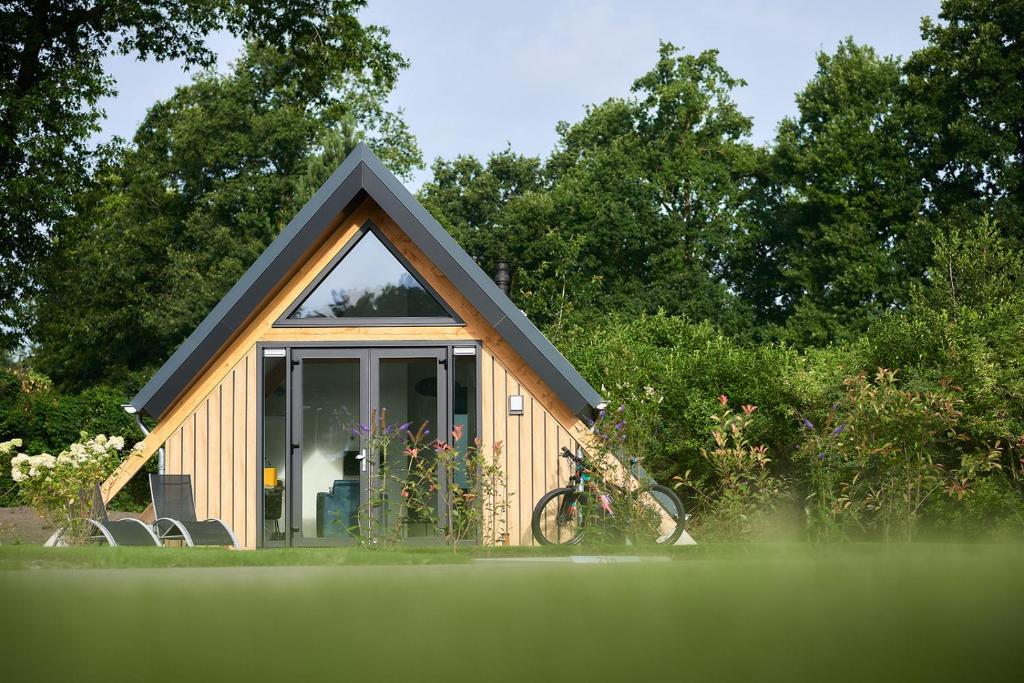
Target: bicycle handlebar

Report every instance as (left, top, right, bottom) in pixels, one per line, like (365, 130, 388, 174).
(560, 447, 584, 465)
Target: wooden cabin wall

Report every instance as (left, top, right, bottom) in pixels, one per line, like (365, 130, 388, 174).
(480, 347, 582, 546)
(154, 343, 583, 549)
(162, 346, 258, 548)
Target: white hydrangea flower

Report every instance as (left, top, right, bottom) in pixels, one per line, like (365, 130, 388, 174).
(0, 438, 23, 455)
(25, 453, 56, 478)
(108, 436, 125, 451)
(10, 453, 29, 482)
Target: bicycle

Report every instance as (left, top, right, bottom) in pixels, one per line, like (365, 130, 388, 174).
(531, 447, 686, 545)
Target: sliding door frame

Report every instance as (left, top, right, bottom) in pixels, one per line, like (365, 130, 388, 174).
(255, 340, 482, 548)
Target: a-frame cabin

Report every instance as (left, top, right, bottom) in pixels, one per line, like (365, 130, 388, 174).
(102, 144, 607, 548)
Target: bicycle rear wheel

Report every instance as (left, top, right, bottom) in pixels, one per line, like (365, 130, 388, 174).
(640, 483, 686, 545)
(531, 487, 586, 545)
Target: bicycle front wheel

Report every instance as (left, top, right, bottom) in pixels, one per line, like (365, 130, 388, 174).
(531, 487, 586, 545)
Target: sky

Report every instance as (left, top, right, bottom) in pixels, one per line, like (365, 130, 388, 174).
(94, 0, 941, 188)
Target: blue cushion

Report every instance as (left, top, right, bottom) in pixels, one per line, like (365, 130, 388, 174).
(316, 479, 360, 538)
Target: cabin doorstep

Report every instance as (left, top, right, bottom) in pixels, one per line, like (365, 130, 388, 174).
(102, 144, 607, 548)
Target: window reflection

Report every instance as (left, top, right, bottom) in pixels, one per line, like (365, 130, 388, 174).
(289, 231, 449, 319)
(262, 355, 287, 543)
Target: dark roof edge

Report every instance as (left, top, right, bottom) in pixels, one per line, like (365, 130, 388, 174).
(358, 155, 604, 416)
(131, 143, 602, 421)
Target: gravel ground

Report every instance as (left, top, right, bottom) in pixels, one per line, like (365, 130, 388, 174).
(0, 506, 143, 545)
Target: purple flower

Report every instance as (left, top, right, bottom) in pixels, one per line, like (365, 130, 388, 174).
(385, 425, 394, 435)
(801, 417, 814, 430)
(831, 423, 845, 436)
(398, 422, 412, 432)
(817, 452, 825, 461)
(614, 421, 626, 431)
(359, 423, 370, 434)
(350, 427, 359, 437)
(617, 404, 625, 413)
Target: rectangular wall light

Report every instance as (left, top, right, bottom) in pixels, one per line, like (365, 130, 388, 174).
(508, 395, 524, 416)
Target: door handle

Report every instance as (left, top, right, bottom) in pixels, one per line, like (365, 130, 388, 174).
(356, 449, 367, 472)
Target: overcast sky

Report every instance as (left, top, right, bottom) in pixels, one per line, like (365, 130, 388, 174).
(95, 0, 940, 188)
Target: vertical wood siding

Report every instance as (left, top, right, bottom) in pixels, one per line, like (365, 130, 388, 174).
(160, 347, 258, 549)
(479, 347, 581, 546)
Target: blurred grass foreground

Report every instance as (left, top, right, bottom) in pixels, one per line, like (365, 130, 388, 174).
(1, 544, 1022, 682)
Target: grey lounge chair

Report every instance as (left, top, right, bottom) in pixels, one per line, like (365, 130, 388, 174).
(149, 474, 239, 548)
(49, 484, 161, 546)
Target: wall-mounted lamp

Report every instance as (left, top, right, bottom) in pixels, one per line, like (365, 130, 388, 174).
(121, 403, 165, 474)
(508, 395, 524, 416)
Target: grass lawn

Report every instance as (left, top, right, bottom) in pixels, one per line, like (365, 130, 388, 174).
(1, 543, 1022, 682)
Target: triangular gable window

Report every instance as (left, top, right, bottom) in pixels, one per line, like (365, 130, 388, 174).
(278, 223, 459, 325)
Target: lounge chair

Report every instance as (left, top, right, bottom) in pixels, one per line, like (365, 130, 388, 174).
(47, 484, 161, 546)
(149, 474, 239, 548)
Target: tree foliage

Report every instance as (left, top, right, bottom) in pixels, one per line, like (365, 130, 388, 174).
(903, 0, 1024, 239)
(1, 0, 399, 350)
(739, 40, 929, 345)
(422, 43, 758, 333)
(31, 22, 419, 390)
(6, 0, 1024, 535)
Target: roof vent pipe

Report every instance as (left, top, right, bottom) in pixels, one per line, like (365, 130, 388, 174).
(494, 259, 511, 296)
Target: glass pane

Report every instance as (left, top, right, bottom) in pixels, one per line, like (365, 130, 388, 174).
(262, 355, 287, 544)
(289, 231, 449, 319)
(452, 354, 477, 489)
(378, 357, 439, 538)
(302, 358, 362, 539)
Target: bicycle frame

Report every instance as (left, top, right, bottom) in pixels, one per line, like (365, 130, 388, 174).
(558, 447, 619, 522)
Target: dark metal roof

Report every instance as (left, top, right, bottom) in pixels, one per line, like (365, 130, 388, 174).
(131, 143, 603, 420)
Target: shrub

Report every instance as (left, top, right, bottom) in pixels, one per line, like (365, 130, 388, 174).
(551, 312, 847, 487)
(795, 369, 1017, 541)
(5, 433, 139, 543)
(0, 366, 147, 509)
(674, 398, 790, 539)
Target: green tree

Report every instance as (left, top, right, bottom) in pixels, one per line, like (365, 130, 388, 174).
(903, 0, 1024, 240)
(419, 148, 545, 275)
(540, 43, 758, 332)
(424, 43, 758, 333)
(1, 0, 394, 350)
(31, 33, 419, 390)
(739, 39, 927, 346)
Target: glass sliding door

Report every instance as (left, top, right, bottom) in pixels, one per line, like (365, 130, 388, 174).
(290, 349, 368, 545)
(371, 349, 447, 541)
(278, 346, 460, 546)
